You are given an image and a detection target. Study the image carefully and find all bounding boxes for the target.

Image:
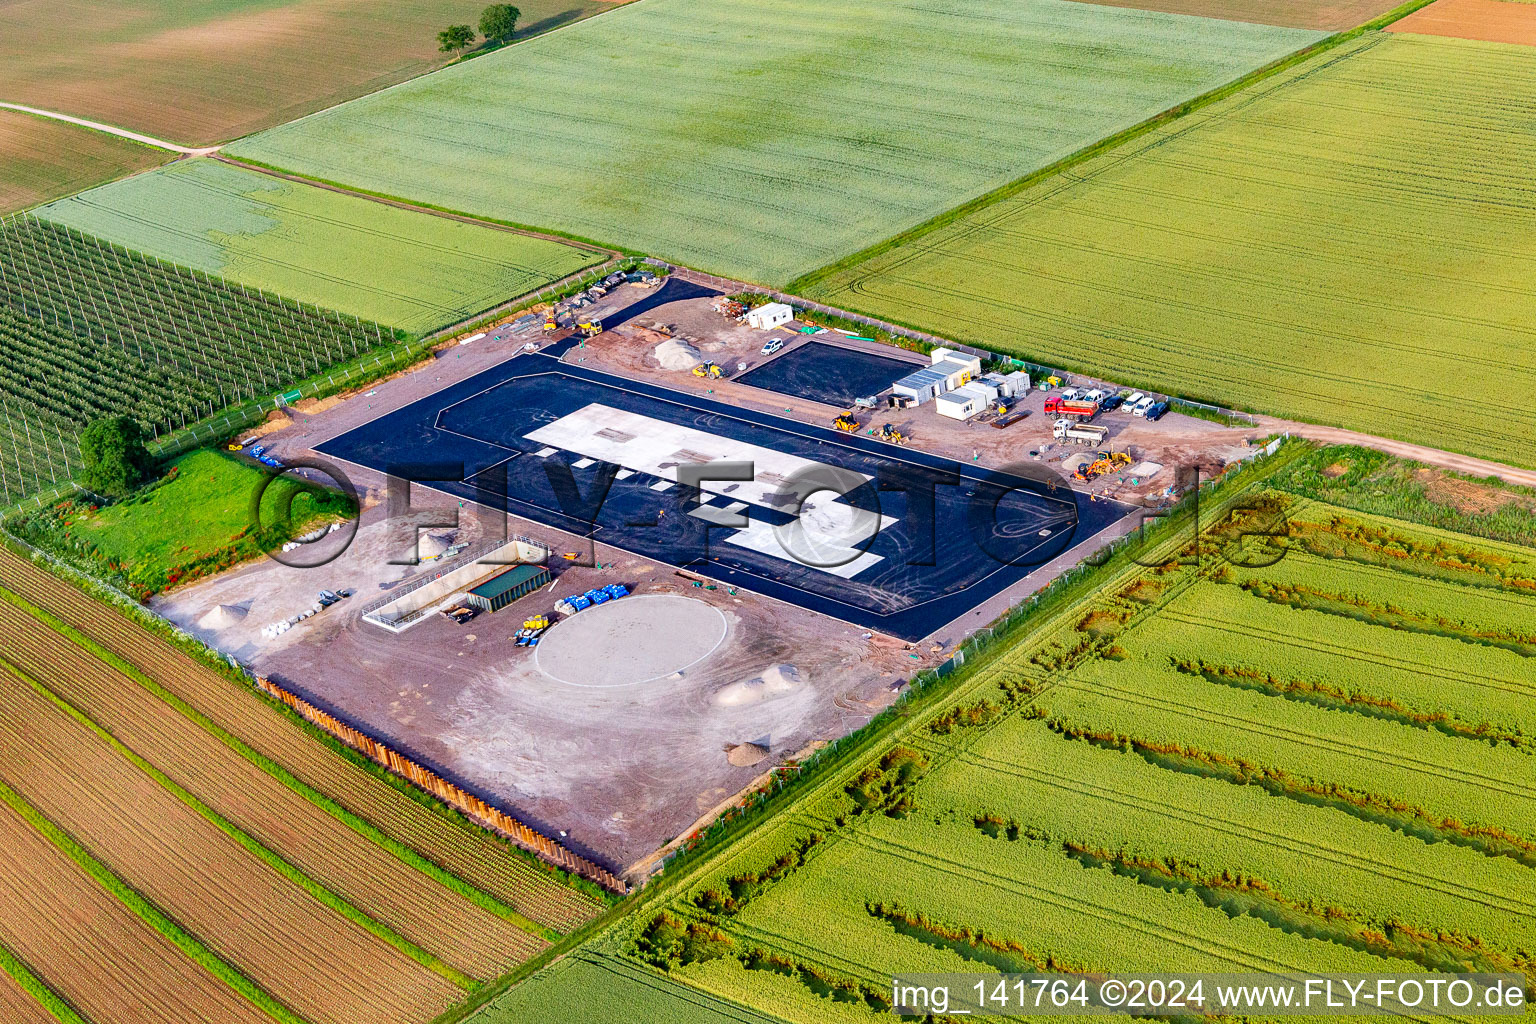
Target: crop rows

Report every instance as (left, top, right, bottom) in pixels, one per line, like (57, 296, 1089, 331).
(550, 476, 1536, 1023)
(806, 34, 1536, 467)
(0, 666, 470, 1024)
(0, 959, 56, 1024)
(0, 547, 603, 931)
(0, 797, 272, 1024)
(224, 0, 1321, 283)
(0, 214, 401, 504)
(0, 598, 545, 978)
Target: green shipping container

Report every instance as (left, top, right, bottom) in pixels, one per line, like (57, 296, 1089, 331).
(465, 564, 551, 613)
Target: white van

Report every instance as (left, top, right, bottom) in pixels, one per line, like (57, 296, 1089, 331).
(1083, 388, 1106, 403)
(1133, 395, 1157, 417)
(1123, 392, 1145, 411)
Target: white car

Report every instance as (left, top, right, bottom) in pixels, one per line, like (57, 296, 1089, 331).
(1083, 388, 1106, 403)
(1133, 395, 1157, 417)
(761, 338, 784, 355)
(1059, 387, 1081, 401)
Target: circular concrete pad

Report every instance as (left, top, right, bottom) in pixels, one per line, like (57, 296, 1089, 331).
(534, 595, 727, 687)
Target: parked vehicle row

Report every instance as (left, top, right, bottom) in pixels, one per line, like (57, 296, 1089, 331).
(1041, 386, 1168, 422)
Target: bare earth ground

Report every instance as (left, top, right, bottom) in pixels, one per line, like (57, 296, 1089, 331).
(156, 502, 925, 875)
(0, 0, 614, 145)
(153, 284, 1272, 874)
(571, 292, 1262, 506)
(1386, 0, 1536, 44)
(1058, 0, 1404, 29)
(0, 108, 167, 214)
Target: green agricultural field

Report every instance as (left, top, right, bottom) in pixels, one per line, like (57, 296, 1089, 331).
(225, 0, 1322, 283)
(806, 32, 1536, 470)
(39, 160, 605, 334)
(6, 449, 355, 600)
(0, 0, 615, 146)
(489, 447, 1536, 1021)
(0, 215, 402, 506)
(0, 110, 168, 216)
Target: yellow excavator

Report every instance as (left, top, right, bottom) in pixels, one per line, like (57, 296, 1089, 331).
(833, 411, 861, 433)
(1074, 451, 1133, 481)
(692, 362, 723, 379)
(543, 311, 559, 331)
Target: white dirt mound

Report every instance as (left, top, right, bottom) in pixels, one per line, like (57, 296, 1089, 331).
(654, 337, 703, 371)
(713, 664, 803, 707)
(198, 604, 247, 629)
(418, 532, 455, 558)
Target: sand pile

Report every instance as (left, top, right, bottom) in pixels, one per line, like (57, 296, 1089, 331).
(418, 532, 455, 558)
(198, 604, 247, 629)
(713, 664, 803, 707)
(726, 742, 771, 767)
(654, 337, 703, 371)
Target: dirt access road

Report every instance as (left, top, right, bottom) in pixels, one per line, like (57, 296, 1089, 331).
(0, 102, 219, 155)
(1254, 415, 1536, 489)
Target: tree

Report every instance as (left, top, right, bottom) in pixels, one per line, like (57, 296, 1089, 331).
(79, 416, 151, 497)
(438, 24, 475, 53)
(479, 4, 520, 44)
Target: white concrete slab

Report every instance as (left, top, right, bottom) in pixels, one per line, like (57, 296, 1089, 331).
(525, 402, 871, 513)
(615, 469, 635, 480)
(535, 447, 558, 457)
(690, 504, 749, 527)
(572, 457, 596, 469)
(724, 519, 884, 579)
(526, 403, 901, 579)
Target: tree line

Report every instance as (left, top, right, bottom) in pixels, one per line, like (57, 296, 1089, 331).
(439, 4, 520, 54)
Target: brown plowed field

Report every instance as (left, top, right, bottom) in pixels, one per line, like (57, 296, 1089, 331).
(0, 549, 600, 931)
(1386, 0, 1536, 44)
(1060, 0, 1400, 29)
(0, 0, 613, 146)
(0, 800, 273, 1024)
(0, 601, 545, 978)
(0, 965, 52, 1024)
(0, 675, 461, 1024)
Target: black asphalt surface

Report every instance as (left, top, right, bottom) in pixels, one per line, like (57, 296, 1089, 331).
(318, 348, 1132, 640)
(736, 340, 922, 407)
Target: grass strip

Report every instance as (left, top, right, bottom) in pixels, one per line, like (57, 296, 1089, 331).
(0, 586, 559, 943)
(785, 0, 1442, 296)
(0, 658, 475, 990)
(0, 941, 89, 1024)
(0, 776, 307, 1024)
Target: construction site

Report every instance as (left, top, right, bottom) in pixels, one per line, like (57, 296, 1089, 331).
(155, 278, 1270, 880)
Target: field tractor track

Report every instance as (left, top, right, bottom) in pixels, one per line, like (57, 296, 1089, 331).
(962, 751, 1536, 922)
(1159, 609, 1536, 700)
(1055, 678, 1536, 803)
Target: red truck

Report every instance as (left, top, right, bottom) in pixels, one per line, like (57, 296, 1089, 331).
(1043, 396, 1100, 420)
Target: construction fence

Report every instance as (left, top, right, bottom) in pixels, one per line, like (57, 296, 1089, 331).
(255, 675, 627, 894)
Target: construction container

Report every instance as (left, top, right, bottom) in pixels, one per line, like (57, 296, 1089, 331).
(464, 564, 552, 613)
